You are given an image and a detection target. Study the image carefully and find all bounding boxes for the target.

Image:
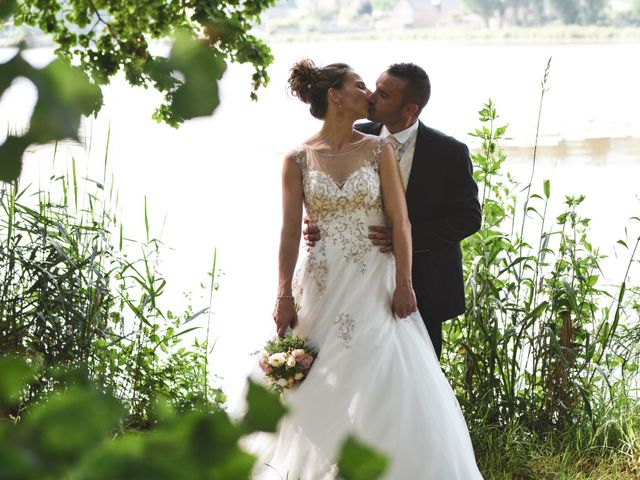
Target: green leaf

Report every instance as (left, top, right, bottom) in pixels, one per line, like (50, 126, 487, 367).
(543, 179, 551, 199)
(208, 449, 256, 479)
(336, 435, 389, 480)
(72, 432, 185, 479)
(0, 0, 17, 20)
(0, 135, 29, 182)
(167, 31, 227, 121)
(495, 124, 508, 138)
(29, 58, 103, 143)
(240, 379, 287, 434)
(22, 386, 125, 470)
(0, 53, 102, 182)
(184, 307, 209, 324)
(182, 411, 241, 466)
(0, 356, 33, 404)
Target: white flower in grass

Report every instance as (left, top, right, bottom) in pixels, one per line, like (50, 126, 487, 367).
(268, 353, 287, 367)
(294, 372, 304, 380)
(276, 378, 289, 387)
(286, 355, 296, 368)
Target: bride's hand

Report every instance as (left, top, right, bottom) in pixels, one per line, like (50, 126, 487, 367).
(273, 297, 298, 337)
(392, 283, 417, 319)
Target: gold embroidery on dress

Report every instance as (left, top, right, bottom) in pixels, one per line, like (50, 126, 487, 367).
(334, 313, 355, 348)
(292, 137, 386, 294)
(304, 168, 381, 278)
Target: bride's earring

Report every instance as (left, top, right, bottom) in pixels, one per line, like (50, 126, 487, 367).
(337, 101, 343, 128)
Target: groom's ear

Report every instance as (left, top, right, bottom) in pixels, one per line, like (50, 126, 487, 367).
(403, 103, 419, 119)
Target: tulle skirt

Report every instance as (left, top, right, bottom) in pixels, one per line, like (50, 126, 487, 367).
(244, 242, 483, 479)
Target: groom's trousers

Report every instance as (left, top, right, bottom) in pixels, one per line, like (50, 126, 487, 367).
(418, 307, 443, 360)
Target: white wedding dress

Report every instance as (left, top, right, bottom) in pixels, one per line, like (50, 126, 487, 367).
(247, 135, 483, 479)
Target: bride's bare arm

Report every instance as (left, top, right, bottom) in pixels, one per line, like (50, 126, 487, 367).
(378, 143, 417, 319)
(273, 153, 304, 336)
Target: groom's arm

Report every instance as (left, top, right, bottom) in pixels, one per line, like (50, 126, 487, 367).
(302, 218, 321, 247)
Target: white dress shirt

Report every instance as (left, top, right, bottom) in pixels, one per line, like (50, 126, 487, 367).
(380, 121, 419, 190)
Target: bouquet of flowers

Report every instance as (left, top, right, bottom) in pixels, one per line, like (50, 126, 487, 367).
(258, 333, 317, 393)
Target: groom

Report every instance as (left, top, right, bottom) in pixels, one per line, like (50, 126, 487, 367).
(306, 63, 481, 359)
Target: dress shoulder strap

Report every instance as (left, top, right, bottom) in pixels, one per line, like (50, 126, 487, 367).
(290, 146, 307, 173)
(370, 135, 386, 169)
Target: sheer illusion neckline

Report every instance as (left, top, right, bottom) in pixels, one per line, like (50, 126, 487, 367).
(296, 135, 381, 190)
(303, 137, 368, 157)
(308, 162, 368, 190)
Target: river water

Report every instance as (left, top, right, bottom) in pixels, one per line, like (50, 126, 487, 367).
(1, 40, 639, 408)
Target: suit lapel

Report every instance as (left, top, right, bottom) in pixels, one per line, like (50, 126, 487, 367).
(405, 121, 429, 198)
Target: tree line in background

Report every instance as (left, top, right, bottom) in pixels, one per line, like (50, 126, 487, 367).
(461, 0, 639, 27)
(269, 0, 640, 31)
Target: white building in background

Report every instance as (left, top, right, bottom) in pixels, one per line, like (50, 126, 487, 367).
(386, 0, 467, 28)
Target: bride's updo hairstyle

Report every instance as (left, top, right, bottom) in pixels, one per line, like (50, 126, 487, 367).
(288, 59, 352, 119)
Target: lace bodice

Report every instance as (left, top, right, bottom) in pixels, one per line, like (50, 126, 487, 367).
(293, 135, 386, 227)
(291, 136, 387, 291)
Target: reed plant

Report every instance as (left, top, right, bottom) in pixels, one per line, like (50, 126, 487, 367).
(0, 135, 224, 428)
(445, 60, 640, 476)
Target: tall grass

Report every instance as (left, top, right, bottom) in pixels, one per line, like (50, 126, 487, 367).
(0, 135, 224, 428)
(444, 61, 640, 476)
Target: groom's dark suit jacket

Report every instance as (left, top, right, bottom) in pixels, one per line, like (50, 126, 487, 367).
(356, 121, 481, 324)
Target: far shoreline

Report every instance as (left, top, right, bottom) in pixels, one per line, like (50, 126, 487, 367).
(260, 25, 640, 45)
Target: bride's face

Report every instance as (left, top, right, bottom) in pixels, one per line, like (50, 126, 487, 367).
(337, 71, 371, 120)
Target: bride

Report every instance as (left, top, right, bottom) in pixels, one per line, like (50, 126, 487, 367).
(247, 59, 483, 479)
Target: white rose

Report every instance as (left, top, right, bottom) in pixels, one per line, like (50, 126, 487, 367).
(260, 350, 269, 361)
(294, 372, 304, 380)
(268, 352, 286, 367)
(276, 378, 289, 387)
(286, 355, 296, 368)
(291, 349, 305, 357)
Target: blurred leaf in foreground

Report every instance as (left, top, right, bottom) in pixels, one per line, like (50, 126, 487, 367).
(0, 52, 102, 182)
(336, 435, 389, 480)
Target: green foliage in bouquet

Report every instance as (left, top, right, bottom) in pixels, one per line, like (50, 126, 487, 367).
(258, 334, 317, 393)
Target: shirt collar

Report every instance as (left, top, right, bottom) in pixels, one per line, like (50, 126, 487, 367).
(380, 121, 419, 144)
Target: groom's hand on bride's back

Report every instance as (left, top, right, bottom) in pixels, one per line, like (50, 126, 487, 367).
(368, 225, 393, 253)
(303, 217, 321, 247)
(306, 220, 394, 253)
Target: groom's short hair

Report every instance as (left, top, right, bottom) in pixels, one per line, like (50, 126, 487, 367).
(386, 63, 431, 114)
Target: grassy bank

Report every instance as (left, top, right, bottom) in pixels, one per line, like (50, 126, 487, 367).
(474, 423, 640, 479)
